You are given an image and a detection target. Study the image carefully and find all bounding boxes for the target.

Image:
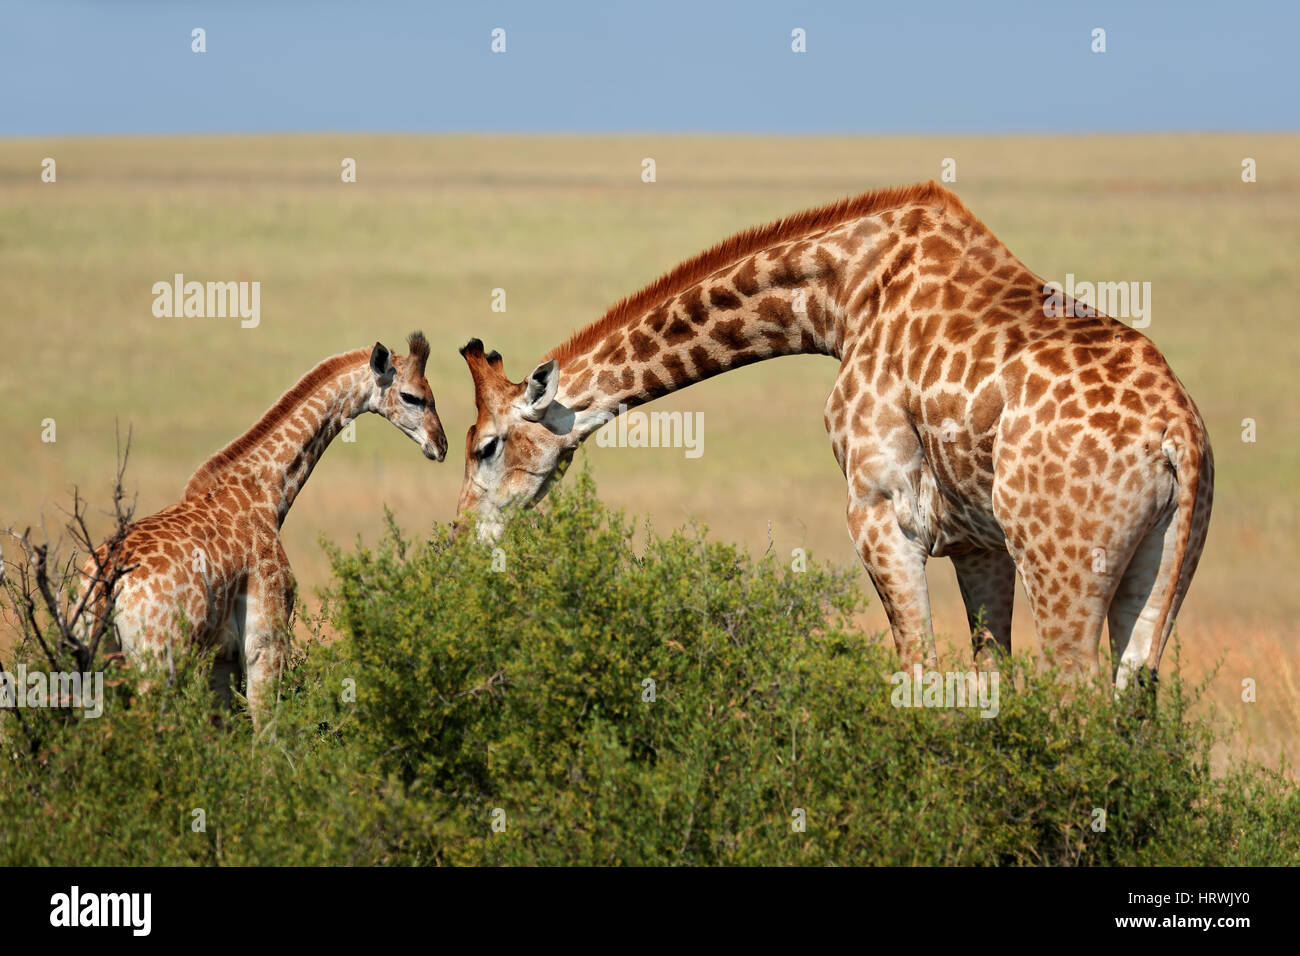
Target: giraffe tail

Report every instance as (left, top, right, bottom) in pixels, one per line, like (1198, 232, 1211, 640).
(1143, 421, 1205, 673)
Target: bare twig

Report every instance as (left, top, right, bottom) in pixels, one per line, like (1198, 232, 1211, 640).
(0, 427, 138, 677)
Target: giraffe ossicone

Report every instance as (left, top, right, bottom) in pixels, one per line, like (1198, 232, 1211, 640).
(456, 181, 1213, 687)
(80, 332, 447, 722)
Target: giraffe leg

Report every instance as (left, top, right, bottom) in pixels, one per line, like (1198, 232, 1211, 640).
(846, 498, 936, 668)
(1017, 570, 1109, 680)
(1108, 457, 1213, 691)
(211, 596, 244, 708)
(1106, 518, 1174, 692)
(951, 549, 1016, 664)
(240, 568, 294, 726)
(1001, 525, 1132, 682)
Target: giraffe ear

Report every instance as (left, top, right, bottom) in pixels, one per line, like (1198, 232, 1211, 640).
(520, 359, 559, 422)
(370, 342, 396, 386)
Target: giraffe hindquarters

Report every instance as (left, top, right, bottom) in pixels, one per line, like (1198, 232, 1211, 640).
(993, 428, 1191, 681)
(107, 579, 195, 666)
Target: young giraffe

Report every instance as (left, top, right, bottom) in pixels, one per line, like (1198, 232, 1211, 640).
(456, 182, 1213, 686)
(81, 333, 447, 719)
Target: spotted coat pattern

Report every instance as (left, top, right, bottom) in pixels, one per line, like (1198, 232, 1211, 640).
(458, 182, 1213, 684)
(81, 335, 446, 718)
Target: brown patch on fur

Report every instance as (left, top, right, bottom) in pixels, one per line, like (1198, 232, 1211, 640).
(689, 345, 723, 377)
(628, 329, 661, 361)
(660, 352, 689, 384)
(710, 318, 749, 351)
(663, 315, 694, 345)
(709, 287, 743, 310)
(641, 369, 666, 397)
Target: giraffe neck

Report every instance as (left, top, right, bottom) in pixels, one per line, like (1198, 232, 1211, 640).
(550, 223, 895, 435)
(184, 351, 373, 528)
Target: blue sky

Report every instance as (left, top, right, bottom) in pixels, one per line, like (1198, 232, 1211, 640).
(2, 0, 1295, 135)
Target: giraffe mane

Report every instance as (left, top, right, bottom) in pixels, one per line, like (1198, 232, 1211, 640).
(183, 349, 370, 497)
(546, 179, 972, 365)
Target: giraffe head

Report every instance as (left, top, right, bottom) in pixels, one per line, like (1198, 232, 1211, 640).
(455, 339, 577, 539)
(372, 331, 448, 461)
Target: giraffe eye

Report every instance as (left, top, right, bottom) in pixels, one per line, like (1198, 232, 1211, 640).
(476, 437, 500, 460)
(400, 391, 423, 407)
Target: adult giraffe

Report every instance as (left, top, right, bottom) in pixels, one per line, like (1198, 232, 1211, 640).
(80, 333, 447, 720)
(456, 182, 1213, 686)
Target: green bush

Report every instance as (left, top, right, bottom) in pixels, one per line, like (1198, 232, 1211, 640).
(0, 635, 427, 865)
(1, 467, 1296, 865)
(328, 469, 1300, 866)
